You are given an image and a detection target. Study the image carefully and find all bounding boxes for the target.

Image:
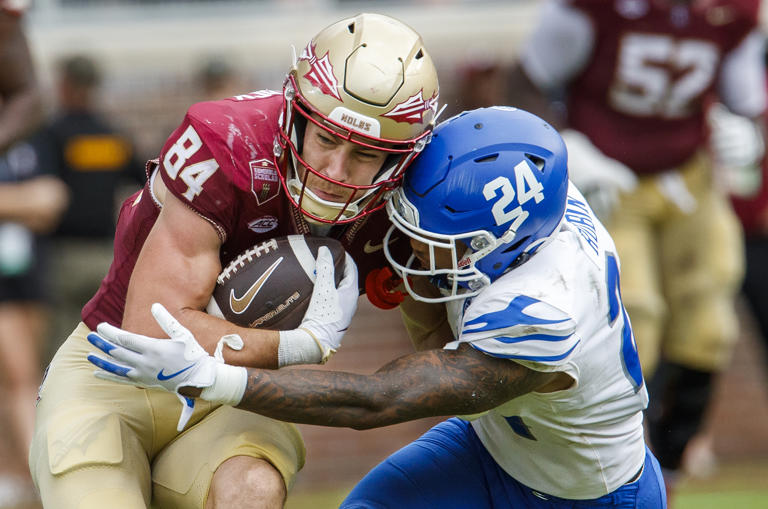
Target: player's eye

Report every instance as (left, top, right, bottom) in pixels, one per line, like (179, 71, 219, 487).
(317, 132, 337, 146)
(356, 149, 383, 161)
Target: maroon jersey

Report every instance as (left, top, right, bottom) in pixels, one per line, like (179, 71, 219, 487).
(82, 91, 410, 329)
(567, 0, 759, 174)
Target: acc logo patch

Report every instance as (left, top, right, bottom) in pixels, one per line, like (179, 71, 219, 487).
(250, 159, 280, 205)
(248, 215, 278, 234)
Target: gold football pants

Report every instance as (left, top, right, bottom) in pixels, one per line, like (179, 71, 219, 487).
(605, 153, 744, 376)
(29, 323, 305, 509)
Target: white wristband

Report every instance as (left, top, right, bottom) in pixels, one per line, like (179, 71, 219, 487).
(200, 363, 248, 406)
(277, 329, 325, 366)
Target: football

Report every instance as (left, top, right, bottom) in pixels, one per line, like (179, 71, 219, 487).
(206, 235, 346, 330)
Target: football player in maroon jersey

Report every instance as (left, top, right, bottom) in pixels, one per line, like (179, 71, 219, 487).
(506, 0, 766, 503)
(30, 13, 439, 509)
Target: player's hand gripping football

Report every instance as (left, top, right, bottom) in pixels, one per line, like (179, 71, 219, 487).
(86, 303, 247, 431)
(279, 246, 359, 365)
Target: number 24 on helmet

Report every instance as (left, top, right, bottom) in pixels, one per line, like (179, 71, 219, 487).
(384, 106, 570, 302)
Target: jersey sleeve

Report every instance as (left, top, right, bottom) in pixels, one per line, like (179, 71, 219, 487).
(520, 0, 595, 90)
(718, 29, 767, 118)
(158, 111, 239, 241)
(447, 293, 579, 371)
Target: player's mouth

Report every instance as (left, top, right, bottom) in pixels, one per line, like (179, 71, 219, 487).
(311, 187, 350, 203)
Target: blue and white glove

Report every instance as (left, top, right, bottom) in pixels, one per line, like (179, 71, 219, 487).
(87, 303, 247, 431)
(278, 246, 359, 366)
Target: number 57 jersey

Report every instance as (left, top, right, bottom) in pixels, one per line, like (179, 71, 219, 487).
(445, 184, 649, 500)
(524, 0, 762, 175)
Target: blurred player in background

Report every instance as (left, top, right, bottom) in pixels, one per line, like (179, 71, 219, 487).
(0, 0, 42, 154)
(0, 1, 67, 506)
(194, 56, 246, 102)
(30, 12, 439, 509)
(710, 88, 768, 370)
(0, 137, 67, 509)
(88, 107, 667, 509)
(505, 0, 766, 502)
(37, 54, 146, 363)
(693, 98, 768, 476)
(727, 125, 768, 367)
(449, 58, 507, 115)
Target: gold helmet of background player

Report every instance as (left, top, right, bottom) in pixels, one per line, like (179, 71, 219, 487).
(275, 12, 440, 224)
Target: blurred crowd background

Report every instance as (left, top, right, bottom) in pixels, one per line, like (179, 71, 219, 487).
(1, 1, 767, 508)
(26, 0, 533, 162)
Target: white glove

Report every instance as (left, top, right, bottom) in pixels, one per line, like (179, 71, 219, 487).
(87, 303, 247, 431)
(278, 246, 359, 365)
(561, 129, 637, 221)
(708, 103, 764, 197)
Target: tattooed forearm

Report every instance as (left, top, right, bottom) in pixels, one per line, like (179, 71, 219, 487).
(236, 343, 556, 429)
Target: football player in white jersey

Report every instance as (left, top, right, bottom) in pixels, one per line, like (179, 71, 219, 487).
(87, 107, 667, 507)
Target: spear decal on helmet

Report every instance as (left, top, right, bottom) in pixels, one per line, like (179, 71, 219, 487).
(383, 89, 439, 124)
(300, 43, 342, 101)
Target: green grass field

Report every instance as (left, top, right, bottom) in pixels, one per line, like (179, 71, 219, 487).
(674, 459, 768, 509)
(285, 459, 768, 509)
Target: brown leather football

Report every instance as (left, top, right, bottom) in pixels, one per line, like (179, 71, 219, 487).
(206, 235, 346, 330)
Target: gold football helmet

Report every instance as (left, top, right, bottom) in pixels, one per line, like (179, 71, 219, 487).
(275, 12, 440, 224)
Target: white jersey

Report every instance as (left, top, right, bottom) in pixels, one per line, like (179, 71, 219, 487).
(444, 183, 648, 499)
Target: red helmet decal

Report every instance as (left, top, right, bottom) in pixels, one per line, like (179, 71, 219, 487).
(300, 43, 342, 101)
(383, 89, 439, 125)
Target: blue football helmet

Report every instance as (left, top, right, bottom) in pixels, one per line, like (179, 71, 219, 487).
(384, 106, 569, 302)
